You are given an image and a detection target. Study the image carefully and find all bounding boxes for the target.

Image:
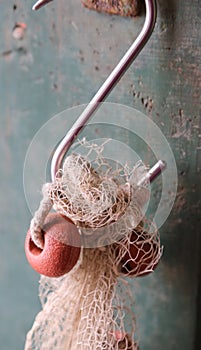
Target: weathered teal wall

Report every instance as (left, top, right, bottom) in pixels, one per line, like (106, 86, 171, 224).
(0, 0, 200, 349)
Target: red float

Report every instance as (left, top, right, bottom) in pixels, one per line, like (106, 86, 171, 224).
(120, 230, 159, 277)
(25, 213, 81, 277)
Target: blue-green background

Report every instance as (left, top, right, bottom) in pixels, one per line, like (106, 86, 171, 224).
(0, 0, 200, 349)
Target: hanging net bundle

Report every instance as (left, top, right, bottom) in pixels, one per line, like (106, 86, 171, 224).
(25, 140, 162, 350)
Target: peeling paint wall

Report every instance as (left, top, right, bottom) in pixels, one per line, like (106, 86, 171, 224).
(0, 1, 200, 349)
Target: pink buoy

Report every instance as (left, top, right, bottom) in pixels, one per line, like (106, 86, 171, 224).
(25, 213, 81, 277)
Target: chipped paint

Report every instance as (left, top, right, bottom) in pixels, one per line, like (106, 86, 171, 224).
(81, 0, 140, 17)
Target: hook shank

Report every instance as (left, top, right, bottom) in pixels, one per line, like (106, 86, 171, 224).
(51, 0, 157, 180)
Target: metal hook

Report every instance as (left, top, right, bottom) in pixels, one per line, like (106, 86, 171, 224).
(32, 1, 165, 181)
(32, 0, 53, 10)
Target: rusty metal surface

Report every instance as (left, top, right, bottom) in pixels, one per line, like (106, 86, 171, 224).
(0, 0, 200, 349)
(81, 0, 140, 17)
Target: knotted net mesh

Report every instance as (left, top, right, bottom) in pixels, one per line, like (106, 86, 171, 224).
(26, 140, 162, 349)
(50, 140, 138, 229)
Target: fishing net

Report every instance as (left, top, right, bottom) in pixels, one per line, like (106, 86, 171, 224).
(25, 139, 162, 349)
(30, 139, 150, 248)
(50, 152, 130, 229)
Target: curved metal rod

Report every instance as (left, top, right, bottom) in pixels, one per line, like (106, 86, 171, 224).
(50, 0, 157, 181)
(32, 0, 53, 10)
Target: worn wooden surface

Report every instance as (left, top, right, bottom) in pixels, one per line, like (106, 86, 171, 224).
(0, 0, 200, 349)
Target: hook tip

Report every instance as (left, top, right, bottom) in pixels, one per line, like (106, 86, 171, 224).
(32, 0, 53, 11)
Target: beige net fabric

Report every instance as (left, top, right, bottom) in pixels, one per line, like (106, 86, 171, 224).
(30, 140, 150, 248)
(25, 246, 136, 349)
(25, 224, 161, 349)
(48, 148, 150, 233)
(49, 152, 131, 229)
(26, 140, 162, 349)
